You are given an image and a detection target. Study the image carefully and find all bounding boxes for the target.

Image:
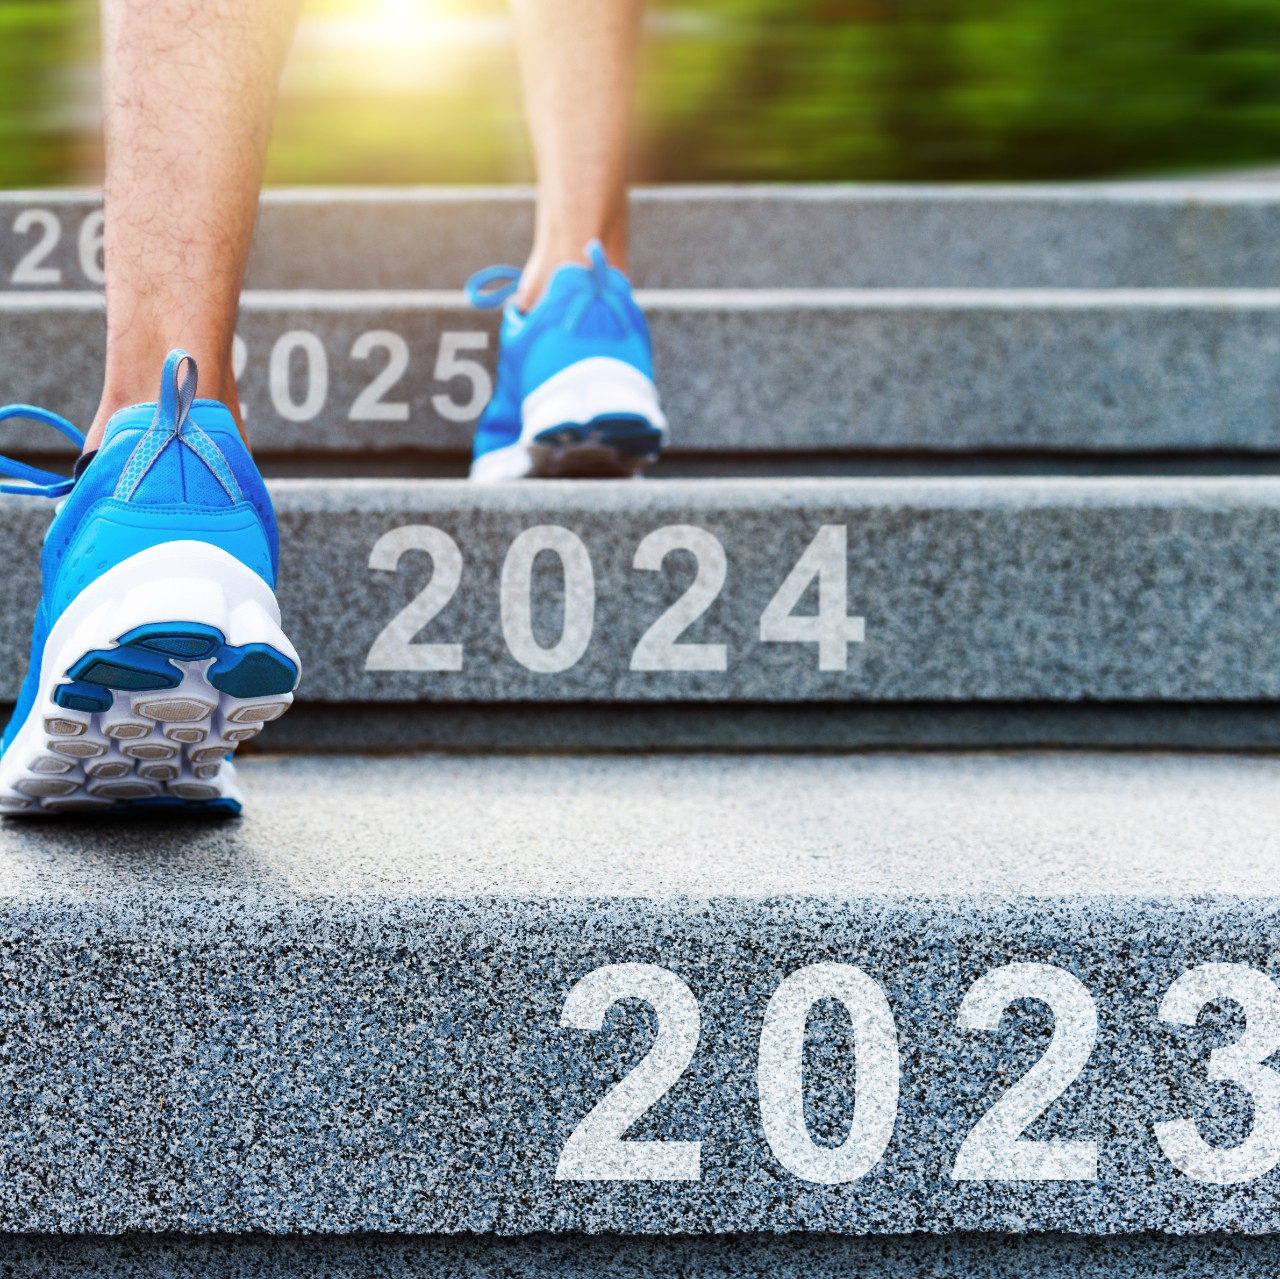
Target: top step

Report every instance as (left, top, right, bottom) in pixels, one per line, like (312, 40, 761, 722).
(7, 183, 1280, 291)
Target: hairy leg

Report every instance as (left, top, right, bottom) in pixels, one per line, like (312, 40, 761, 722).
(509, 0, 643, 310)
(89, 0, 301, 450)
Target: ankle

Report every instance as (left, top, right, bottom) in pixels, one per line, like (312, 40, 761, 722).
(85, 363, 244, 454)
(515, 227, 629, 312)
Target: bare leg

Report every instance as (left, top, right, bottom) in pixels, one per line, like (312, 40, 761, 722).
(88, 0, 301, 451)
(509, 0, 643, 311)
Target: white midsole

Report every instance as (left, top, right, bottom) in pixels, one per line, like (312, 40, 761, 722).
(519, 356, 668, 443)
(471, 358, 668, 482)
(1, 541, 297, 790)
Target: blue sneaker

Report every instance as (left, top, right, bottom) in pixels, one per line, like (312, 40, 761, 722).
(465, 241, 668, 480)
(0, 350, 299, 817)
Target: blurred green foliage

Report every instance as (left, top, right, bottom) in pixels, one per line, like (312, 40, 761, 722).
(4, 0, 1280, 187)
(0, 2, 79, 187)
(659, 0, 1280, 179)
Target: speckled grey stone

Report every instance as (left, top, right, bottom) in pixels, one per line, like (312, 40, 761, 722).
(0, 753, 1275, 1233)
(266, 477, 1280, 703)
(4, 477, 1280, 705)
(0, 1233, 1276, 1278)
(9, 289, 1280, 454)
(9, 184, 1280, 290)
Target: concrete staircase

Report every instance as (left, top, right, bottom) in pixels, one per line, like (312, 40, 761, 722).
(0, 184, 1278, 1275)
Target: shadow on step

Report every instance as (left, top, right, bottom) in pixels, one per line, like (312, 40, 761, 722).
(238, 700, 1280, 755)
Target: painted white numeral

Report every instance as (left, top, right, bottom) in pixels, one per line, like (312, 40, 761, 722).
(77, 210, 105, 285)
(269, 330, 328, 423)
(631, 526, 728, 672)
(501, 526, 595, 673)
(757, 963, 900, 1183)
(759, 525, 865, 672)
(10, 209, 61, 284)
(365, 526, 464, 672)
(432, 331, 491, 422)
(1155, 963, 1280, 1184)
(952, 963, 1098, 1181)
(350, 330, 410, 422)
(557, 964, 701, 1182)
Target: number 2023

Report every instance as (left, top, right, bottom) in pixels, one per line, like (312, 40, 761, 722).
(555, 960, 1280, 1186)
(366, 524, 866, 674)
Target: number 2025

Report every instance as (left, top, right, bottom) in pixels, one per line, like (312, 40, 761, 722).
(367, 524, 866, 674)
(555, 960, 1280, 1187)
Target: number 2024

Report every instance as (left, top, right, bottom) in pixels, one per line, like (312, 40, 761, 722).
(555, 960, 1280, 1186)
(366, 524, 866, 674)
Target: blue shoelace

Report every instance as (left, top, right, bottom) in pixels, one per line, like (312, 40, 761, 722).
(465, 240, 628, 333)
(0, 405, 86, 499)
(0, 351, 235, 505)
(465, 262, 523, 310)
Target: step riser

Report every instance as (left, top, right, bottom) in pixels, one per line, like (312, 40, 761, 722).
(7, 298, 1280, 455)
(277, 482, 1280, 703)
(2, 480, 1278, 705)
(8, 187, 1280, 289)
(0, 894, 1275, 1231)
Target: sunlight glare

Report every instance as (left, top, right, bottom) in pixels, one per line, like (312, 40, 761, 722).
(292, 0, 511, 93)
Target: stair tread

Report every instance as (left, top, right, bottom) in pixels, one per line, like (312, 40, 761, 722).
(2, 752, 1276, 901)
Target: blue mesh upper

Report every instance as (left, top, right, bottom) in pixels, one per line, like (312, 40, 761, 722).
(39, 398, 278, 620)
(468, 245, 656, 459)
(1, 362, 279, 754)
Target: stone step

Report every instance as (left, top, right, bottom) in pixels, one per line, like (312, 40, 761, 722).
(1, 477, 1276, 707)
(7, 183, 1280, 291)
(6, 288, 1280, 458)
(0, 751, 1276, 1235)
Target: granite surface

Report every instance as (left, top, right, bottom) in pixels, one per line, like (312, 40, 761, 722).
(272, 476, 1280, 703)
(0, 753, 1274, 1233)
(0, 1234, 1276, 1278)
(10, 289, 1280, 453)
(3, 752, 1279, 899)
(8, 184, 1280, 290)
(4, 477, 1280, 705)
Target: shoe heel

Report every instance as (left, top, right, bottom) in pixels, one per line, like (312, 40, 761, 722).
(0, 541, 299, 816)
(522, 356, 667, 443)
(520, 357, 668, 478)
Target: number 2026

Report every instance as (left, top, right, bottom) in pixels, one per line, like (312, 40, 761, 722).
(555, 960, 1280, 1187)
